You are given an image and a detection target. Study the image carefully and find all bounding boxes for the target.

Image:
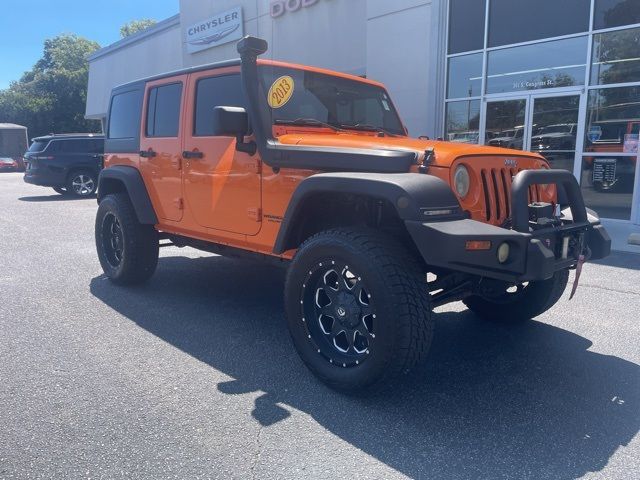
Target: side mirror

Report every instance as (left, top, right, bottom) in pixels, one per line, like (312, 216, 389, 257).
(212, 106, 256, 155)
(212, 106, 249, 137)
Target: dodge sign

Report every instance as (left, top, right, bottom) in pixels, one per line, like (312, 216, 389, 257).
(186, 6, 244, 54)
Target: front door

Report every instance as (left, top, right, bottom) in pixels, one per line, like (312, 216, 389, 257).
(483, 91, 584, 175)
(182, 69, 262, 236)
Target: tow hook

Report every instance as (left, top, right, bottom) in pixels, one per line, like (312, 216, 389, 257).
(569, 233, 587, 300)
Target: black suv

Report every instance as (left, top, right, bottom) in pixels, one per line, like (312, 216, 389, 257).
(23, 134, 104, 197)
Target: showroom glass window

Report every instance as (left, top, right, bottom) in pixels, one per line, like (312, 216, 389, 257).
(194, 75, 245, 136)
(591, 26, 640, 86)
(488, 0, 590, 47)
(448, 0, 486, 54)
(146, 83, 182, 138)
(594, 0, 640, 29)
(486, 37, 588, 94)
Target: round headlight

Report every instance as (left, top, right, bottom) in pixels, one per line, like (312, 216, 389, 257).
(454, 165, 471, 198)
(497, 242, 510, 264)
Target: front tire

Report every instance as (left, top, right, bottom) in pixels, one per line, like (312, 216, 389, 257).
(285, 228, 434, 394)
(52, 187, 67, 195)
(95, 193, 159, 285)
(464, 270, 569, 322)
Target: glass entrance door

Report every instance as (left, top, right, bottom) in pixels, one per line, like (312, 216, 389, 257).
(483, 92, 584, 172)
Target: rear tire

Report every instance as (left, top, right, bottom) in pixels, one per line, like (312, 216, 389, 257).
(464, 270, 569, 322)
(67, 170, 97, 197)
(285, 228, 434, 394)
(95, 193, 159, 285)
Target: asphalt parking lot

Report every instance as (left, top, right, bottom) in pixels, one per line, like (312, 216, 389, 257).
(1, 172, 639, 479)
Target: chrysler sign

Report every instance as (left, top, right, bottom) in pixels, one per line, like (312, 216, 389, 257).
(186, 6, 243, 54)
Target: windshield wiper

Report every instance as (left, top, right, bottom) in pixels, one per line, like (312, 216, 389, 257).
(340, 123, 399, 137)
(274, 118, 344, 132)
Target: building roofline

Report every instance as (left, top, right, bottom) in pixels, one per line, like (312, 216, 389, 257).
(87, 14, 180, 62)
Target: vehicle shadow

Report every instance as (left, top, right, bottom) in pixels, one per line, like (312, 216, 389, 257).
(89, 255, 640, 479)
(592, 250, 640, 270)
(18, 194, 93, 202)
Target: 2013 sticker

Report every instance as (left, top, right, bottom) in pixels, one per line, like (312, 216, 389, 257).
(268, 76, 294, 109)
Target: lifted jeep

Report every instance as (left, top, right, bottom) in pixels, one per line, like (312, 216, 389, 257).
(95, 37, 610, 393)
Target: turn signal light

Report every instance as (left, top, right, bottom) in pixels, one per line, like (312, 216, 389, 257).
(465, 240, 491, 251)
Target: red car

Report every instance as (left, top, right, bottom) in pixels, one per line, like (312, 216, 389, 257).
(0, 157, 19, 172)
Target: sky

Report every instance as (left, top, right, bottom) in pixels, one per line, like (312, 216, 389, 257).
(0, 0, 179, 89)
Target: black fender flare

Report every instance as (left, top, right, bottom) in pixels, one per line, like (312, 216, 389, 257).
(273, 172, 462, 254)
(97, 165, 158, 225)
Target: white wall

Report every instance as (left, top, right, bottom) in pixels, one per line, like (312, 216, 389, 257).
(365, 0, 444, 137)
(85, 19, 183, 120)
(179, 0, 367, 76)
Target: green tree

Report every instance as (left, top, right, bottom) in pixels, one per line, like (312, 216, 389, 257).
(0, 34, 101, 139)
(120, 19, 157, 38)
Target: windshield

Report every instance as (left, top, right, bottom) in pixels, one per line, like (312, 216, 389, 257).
(259, 65, 406, 136)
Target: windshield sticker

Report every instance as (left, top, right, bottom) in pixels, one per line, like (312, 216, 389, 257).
(268, 76, 294, 109)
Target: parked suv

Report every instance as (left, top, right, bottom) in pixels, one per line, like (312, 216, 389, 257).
(23, 133, 104, 197)
(95, 37, 610, 393)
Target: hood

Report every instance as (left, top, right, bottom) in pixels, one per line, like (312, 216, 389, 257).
(276, 132, 543, 168)
(532, 132, 573, 140)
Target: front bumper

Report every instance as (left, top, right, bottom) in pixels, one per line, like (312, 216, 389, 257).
(406, 169, 611, 283)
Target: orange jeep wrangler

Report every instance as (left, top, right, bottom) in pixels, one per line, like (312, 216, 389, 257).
(95, 37, 610, 393)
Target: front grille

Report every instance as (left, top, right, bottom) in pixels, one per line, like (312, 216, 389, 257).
(480, 168, 542, 225)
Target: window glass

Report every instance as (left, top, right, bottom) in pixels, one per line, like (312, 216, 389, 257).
(489, 0, 590, 47)
(108, 91, 140, 139)
(594, 0, 640, 30)
(195, 75, 245, 136)
(146, 83, 182, 137)
(447, 53, 482, 98)
(448, 0, 486, 54)
(581, 155, 636, 219)
(584, 86, 640, 152)
(28, 141, 48, 152)
(591, 27, 640, 86)
(485, 99, 526, 149)
(486, 36, 588, 94)
(259, 66, 406, 136)
(445, 100, 480, 144)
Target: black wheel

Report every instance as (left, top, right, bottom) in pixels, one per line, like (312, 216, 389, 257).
(285, 228, 434, 394)
(67, 170, 97, 197)
(464, 270, 569, 322)
(95, 193, 159, 285)
(52, 187, 67, 195)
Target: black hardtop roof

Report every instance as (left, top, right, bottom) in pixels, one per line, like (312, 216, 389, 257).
(33, 133, 105, 142)
(113, 59, 242, 93)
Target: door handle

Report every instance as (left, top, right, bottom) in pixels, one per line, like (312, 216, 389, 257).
(183, 150, 204, 159)
(139, 149, 157, 158)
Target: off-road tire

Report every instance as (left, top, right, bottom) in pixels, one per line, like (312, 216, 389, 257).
(95, 193, 159, 285)
(464, 270, 569, 322)
(285, 228, 434, 394)
(67, 170, 97, 197)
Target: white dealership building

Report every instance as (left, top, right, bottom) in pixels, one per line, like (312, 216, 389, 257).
(86, 0, 640, 236)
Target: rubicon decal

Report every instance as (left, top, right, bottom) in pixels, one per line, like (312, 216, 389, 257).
(186, 7, 244, 54)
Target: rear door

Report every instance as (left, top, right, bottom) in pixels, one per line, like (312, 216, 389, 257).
(182, 69, 262, 235)
(139, 77, 186, 222)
